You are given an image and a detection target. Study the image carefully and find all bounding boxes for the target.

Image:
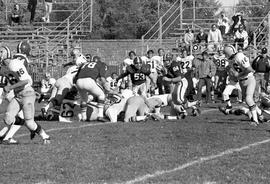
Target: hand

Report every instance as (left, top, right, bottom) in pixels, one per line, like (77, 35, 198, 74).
(4, 86, 11, 93)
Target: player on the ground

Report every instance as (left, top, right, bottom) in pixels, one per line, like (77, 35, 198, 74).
(75, 56, 116, 122)
(116, 57, 156, 97)
(38, 72, 56, 103)
(222, 45, 263, 126)
(162, 53, 200, 118)
(0, 42, 50, 144)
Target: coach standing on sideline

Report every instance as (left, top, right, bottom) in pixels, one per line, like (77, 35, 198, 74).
(252, 47, 270, 102)
(194, 50, 216, 104)
(28, 0, 37, 24)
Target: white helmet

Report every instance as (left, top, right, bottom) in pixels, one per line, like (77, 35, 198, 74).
(224, 45, 236, 58)
(0, 46, 11, 64)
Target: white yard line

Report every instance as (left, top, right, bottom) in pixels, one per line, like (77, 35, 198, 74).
(122, 138, 270, 184)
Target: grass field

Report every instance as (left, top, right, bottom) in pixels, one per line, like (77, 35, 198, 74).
(0, 102, 270, 184)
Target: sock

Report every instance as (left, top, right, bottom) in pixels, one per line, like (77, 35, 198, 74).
(35, 124, 49, 139)
(0, 127, 9, 138)
(3, 125, 21, 140)
(130, 116, 147, 122)
(97, 103, 104, 118)
(256, 106, 262, 116)
(250, 105, 258, 123)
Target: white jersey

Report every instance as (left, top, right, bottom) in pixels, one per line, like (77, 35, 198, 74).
(106, 76, 120, 90)
(178, 55, 194, 74)
(41, 78, 56, 93)
(213, 54, 229, 71)
(140, 56, 150, 65)
(64, 65, 79, 85)
(150, 55, 164, 73)
(76, 55, 87, 66)
(6, 57, 33, 93)
(147, 94, 171, 107)
(231, 52, 253, 79)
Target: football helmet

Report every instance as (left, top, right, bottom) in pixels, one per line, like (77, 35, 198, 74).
(163, 53, 173, 67)
(261, 95, 270, 109)
(0, 46, 12, 64)
(17, 40, 31, 56)
(224, 45, 236, 58)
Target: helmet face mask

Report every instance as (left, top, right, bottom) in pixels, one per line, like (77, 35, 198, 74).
(224, 45, 236, 58)
(17, 41, 31, 56)
(0, 46, 11, 65)
(133, 57, 143, 70)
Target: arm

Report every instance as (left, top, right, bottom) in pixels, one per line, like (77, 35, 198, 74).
(210, 60, 217, 77)
(4, 79, 29, 93)
(116, 72, 129, 82)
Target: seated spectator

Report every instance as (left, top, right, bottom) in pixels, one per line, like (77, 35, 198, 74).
(230, 12, 245, 34)
(184, 27, 195, 52)
(196, 28, 208, 44)
(207, 24, 223, 52)
(8, 4, 24, 26)
(217, 12, 230, 35)
(234, 24, 249, 49)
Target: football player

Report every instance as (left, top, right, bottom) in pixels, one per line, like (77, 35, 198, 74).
(213, 49, 229, 96)
(0, 42, 50, 144)
(162, 53, 200, 118)
(41, 48, 87, 117)
(177, 49, 195, 101)
(106, 72, 120, 93)
(38, 72, 56, 103)
(223, 45, 263, 126)
(123, 95, 164, 122)
(116, 57, 156, 98)
(75, 56, 116, 122)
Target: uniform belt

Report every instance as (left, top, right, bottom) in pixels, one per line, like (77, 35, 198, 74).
(239, 78, 248, 81)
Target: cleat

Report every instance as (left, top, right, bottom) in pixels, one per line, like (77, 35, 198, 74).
(249, 121, 258, 127)
(30, 131, 36, 140)
(192, 108, 201, 116)
(178, 111, 188, 119)
(97, 117, 108, 122)
(43, 137, 51, 145)
(2, 138, 19, 145)
(258, 114, 266, 123)
(218, 106, 230, 115)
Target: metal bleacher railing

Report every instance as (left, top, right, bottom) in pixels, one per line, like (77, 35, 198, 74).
(141, 1, 269, 58)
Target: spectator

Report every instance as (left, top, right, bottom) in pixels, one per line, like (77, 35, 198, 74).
(196, 28, 208, 44)
(28, 0, 37, 25)
(8, 4, 24, 26)
(217, 12, 230, 35)
(194, 50, 216, 104)
(42, 0, 55, 23)
(230, 12, 245, 34)
(251, 47, 270, 102)
(184, 27, 195, 52)
(207, 24, 223, 52)
(234, 24, 249, 49)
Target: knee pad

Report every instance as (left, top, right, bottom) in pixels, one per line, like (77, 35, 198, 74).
(23, 103, 34, 120)
(4, 112, 15, 126)
(245, 95, 254, 106)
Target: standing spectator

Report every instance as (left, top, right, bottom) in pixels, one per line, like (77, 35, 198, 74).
(42, 0, 55, 23)
(184, 27, 194, 52)
(252, 47, 270, 102)
(28, 0, 37, 25)
(194, 51, 216, 104)
(217, 12, 230, 35)
(234, 24, 249, 49)
(207, 24, 223, 52)
(230, 12, 245, 34)
(8, 4, 24, 26)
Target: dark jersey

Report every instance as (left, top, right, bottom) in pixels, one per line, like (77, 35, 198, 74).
(126, 64, 151, 86)
(75, 61, 107, 80)
(167, 60, 184, 78)
(0, 66, 8, 88)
